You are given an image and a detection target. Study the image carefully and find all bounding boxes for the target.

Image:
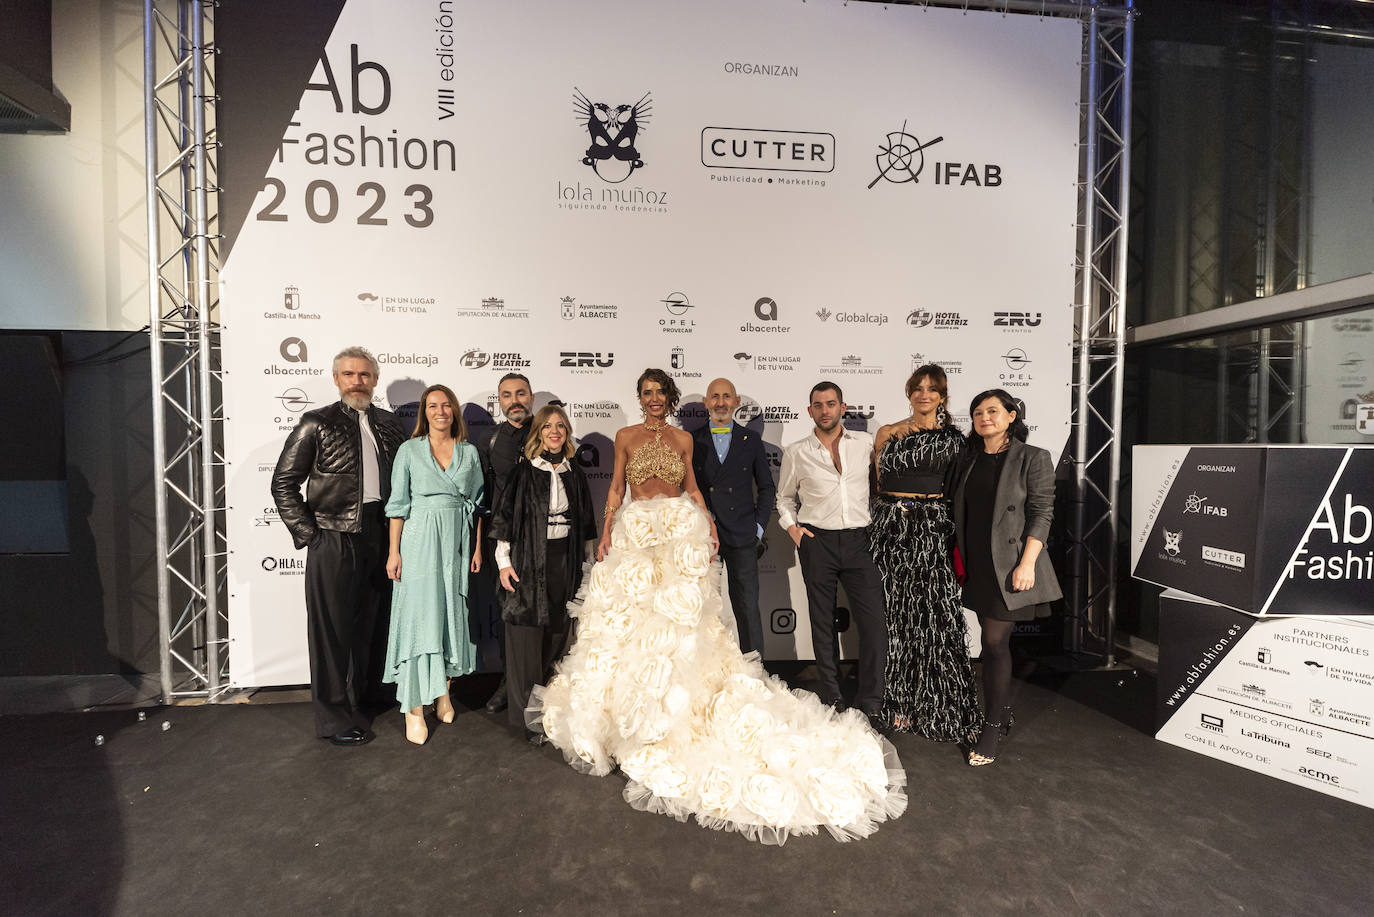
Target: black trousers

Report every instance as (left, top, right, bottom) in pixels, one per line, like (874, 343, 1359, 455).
(303, 503, 389, 737)
(504, 537, 573, 730)
(798, 526, 888, 714)
(719, 541, 764, 655)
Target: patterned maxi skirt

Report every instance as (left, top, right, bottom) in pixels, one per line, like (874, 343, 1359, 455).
(870, 497, 981, 742)
(528, 495, 908, 845)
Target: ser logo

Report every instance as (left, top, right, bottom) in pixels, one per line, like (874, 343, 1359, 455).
(560, 352, 614, 368)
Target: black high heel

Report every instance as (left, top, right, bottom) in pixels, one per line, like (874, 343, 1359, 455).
(968, 708, 1015, 767)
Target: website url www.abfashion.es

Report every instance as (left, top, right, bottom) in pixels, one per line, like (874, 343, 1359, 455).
(1164, 624, 1243, 707)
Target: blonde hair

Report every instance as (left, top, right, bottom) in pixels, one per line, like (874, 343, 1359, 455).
(524, 405, 576, 461)
(411, 384, 467, 442)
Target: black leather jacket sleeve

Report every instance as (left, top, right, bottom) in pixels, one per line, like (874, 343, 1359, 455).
(271, 415, 320, 549)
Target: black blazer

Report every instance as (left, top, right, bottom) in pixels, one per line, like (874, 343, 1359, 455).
(490, 457, 596, 626)
(951, 438, 1063, 610)
(691, 424, 777, 549)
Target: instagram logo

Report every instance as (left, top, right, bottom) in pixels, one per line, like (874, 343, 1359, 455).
(770, 608, 795, 635)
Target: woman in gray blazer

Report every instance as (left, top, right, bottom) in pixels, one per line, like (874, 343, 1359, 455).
(951, 389, 1062, 766)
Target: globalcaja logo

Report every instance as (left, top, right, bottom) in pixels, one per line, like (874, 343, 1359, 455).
(560, 88, 668, 215)
(907, 309, 966, 330)
(560, 351, 615, 374)
(999, 348, 1032, 387)
(378, 351, 440, 368)
(741, 297, 792, 333)
(816, 308, 832, 322)
(265, 284, 321, 320)
(660, 292, 696, 333)
(455, 296, 530, 320)
(868, 121, 1002, 191)
(701, 127, 834, 185)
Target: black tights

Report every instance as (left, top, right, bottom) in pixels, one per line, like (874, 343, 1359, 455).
(979, 617, 1015, 722)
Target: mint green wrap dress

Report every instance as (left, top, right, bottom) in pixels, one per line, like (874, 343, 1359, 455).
(383, 437, 484, 711)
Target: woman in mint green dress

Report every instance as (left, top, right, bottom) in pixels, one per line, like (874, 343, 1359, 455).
(384, 384, 484, 746)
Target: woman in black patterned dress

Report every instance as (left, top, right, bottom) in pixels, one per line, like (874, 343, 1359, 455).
(870, 365, 981, 741)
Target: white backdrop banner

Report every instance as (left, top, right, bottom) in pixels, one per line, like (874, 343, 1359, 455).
(220, 0, 1081, 686)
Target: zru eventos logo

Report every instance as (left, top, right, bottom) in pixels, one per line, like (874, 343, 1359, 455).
(869, 120, 943, 189)
(575, 87, 652, 184)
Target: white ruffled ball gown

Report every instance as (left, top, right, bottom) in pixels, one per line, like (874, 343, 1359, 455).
(527, 494, 907, 845)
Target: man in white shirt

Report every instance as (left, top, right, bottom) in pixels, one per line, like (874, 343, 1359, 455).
(776, 381, 888, 726)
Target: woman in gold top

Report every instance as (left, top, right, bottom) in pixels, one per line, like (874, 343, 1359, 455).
(528, 368, 908, 845)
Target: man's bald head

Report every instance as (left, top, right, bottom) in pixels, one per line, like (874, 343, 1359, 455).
(704, 377, 740, 425)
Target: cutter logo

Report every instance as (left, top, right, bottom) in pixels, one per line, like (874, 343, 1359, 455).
(574, 87, 652, 184)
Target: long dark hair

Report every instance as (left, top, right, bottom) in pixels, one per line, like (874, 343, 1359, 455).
(966, 388, 1028, 448)
(412, 384, 467, 442)
(906, 363, 956, 429)
(636, 367, 681, 414)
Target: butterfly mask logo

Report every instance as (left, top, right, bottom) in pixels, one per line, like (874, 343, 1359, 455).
(575, 88, 652, 184)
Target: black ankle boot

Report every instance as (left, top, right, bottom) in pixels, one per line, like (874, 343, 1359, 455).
(968, 708, 1015, 767)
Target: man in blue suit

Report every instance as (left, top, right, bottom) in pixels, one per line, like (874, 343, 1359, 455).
(692, 377, 777, 655)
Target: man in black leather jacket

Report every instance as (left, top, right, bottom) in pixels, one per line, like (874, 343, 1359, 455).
(271, 346, 406, 745)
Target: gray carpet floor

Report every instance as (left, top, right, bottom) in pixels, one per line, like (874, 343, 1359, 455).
(3, 668, 1371, 916)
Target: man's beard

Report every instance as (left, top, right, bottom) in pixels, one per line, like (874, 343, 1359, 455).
(505, 405, 530, 424)
(341, 391, 372, 411)
(815, 416, 841, 433)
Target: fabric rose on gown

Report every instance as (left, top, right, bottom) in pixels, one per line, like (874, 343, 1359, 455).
(622, 746, 688, 798)
(615, 689, 651, 738)
(726, 703, 775, 755)
(849, 745, 891, 796)
(588, 562, 616, 602)
(659, 498, 708, 540)
(763, 733, 811, 772)
(806, 767, 866, 826)
(620, 502, 660, 549)
(584, 647, 618, 680)
(652, 581, 703, 627)
(672, 540, 712, 578)
(698, 764, 742, 819)
(634, 656, 673, 697)
(602, 600, 635, 641)
(637, 620, 680, 656)
(741, 774, 799, 826)
(614, 556, 656, 600)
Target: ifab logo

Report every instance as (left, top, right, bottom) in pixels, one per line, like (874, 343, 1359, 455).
(574, 87, 652, 184)
(869, 121, 1002, 190)
(279, 338, 307, 363)
(1183, 491, 1228, 517)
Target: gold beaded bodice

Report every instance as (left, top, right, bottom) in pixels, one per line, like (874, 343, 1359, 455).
(626, 424, 685, 487)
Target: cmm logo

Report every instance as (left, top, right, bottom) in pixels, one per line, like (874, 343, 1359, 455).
(574, 87, 652, 184)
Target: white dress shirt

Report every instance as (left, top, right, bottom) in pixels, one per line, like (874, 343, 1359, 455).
(356, 406, 381, 503)
(496, 456, 569, 569)
(775, 428, 874, 531)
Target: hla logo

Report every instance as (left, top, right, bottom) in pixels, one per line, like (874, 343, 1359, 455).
(574, 87, 652, 183)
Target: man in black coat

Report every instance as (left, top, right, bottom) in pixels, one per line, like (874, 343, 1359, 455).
(271, 346, 406, 745)
(473, 372, 535, 713)
(691, 377, 777, 654)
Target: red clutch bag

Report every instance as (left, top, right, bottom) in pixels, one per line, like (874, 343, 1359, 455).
(951, 544, 967, 584)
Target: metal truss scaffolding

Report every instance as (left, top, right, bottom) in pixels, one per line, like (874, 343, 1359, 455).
(144, 0, 1135, 700)
(144, 0, 226, 703)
